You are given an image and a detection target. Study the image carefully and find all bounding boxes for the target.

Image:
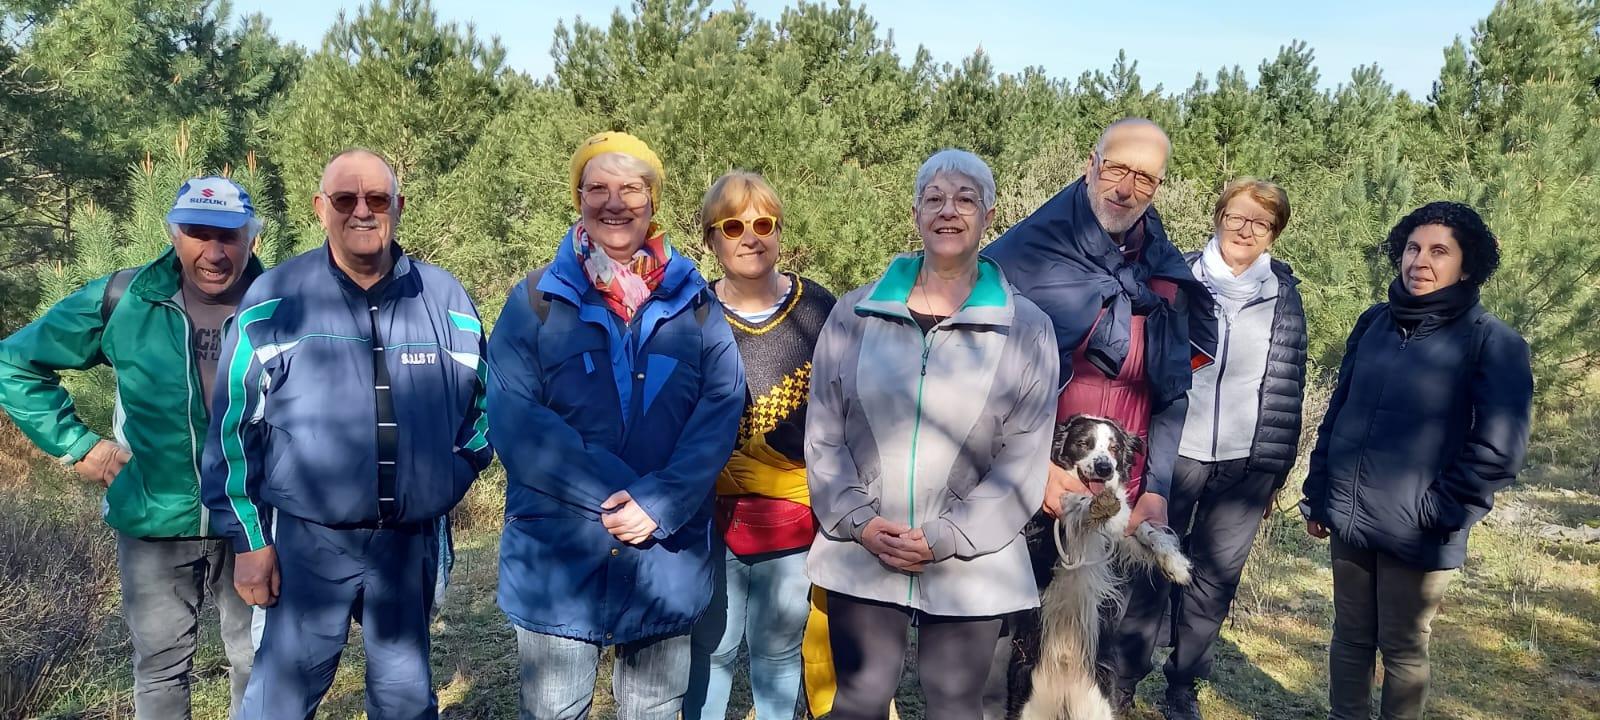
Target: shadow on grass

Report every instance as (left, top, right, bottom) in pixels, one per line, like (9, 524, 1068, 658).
(1196, 636, 1323, 719)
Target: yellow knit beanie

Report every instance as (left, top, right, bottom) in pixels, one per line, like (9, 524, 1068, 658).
(569, 131, 665, 212)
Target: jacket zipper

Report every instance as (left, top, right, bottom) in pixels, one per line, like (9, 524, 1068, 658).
(1209, 313, 1232, 458)
(906, 329, 934, 605)
(160, 298, 209, 537)
(1210, 296, 1274, 459)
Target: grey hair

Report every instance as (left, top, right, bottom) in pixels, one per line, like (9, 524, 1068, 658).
(320, 147, 400, 194)
(914, 149, 997, 211)
(582, 151, 660, 193)
(168, 218, 263, 242)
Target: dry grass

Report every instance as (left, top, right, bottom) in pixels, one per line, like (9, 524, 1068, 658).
(4, 400, 1597, 719)
(0, 424, 119, 718)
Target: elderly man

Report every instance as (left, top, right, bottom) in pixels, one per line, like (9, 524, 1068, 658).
(981, 118, 1217, 719)
(0, 177, 264, 718)
(202, 149, 491, 718)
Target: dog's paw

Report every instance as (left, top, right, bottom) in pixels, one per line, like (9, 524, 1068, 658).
(1134, 522, 1193, 585)
(1164, 554, 1193, 586)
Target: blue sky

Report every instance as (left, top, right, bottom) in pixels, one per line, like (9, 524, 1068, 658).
(235, 0, 1494, 97)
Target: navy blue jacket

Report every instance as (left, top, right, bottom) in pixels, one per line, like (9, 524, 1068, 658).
(488, 230, 745, 644)
(1301, 301, 1532, 570)
(202, 244, 492, 554)
(984, 179, 1217, 498)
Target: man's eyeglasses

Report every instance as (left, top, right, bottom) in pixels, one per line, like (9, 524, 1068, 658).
(1220, 213, 1275, 238)
(917, 192, 984, 217)
(1094, 155, 1163, 196)
(581, 183, 651, 210)
(323, 192, 397, 214)
(707, 216, 779, 240)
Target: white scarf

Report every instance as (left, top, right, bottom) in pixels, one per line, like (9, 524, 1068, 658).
(1200, 235, 1274, 315)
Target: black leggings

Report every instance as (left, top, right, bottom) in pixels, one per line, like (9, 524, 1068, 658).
(827, 590, 1004, 720)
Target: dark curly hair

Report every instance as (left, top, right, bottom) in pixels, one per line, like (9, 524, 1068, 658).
(1382, 201, 1501, 287)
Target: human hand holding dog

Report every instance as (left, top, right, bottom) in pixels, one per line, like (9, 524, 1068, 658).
(1042, 463, 1094, 518)
(1126, 492, 1169, 536)
(601, 490, 659, 545)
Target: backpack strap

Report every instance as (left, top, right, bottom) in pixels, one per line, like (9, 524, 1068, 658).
(526, 266, 553, 324)
(693, 287, 713, 326)
(100, 267, 138, 325)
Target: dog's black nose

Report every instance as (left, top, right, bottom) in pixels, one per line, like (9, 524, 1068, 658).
(1092, 457, 1114, 477)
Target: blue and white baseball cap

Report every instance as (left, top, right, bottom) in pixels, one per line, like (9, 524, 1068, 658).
(166, 176, 255, 229)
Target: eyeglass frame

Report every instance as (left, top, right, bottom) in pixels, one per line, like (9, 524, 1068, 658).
(1092, 153, 1164, 196)
(320, 191, 400, 215)
(579, 181, 652, 210)
(706, 215, 780, 240)
(1220, 212, 1276, 238)
(915, 190, 986, 217)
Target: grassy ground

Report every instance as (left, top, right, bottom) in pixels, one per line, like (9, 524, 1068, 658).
(6, 422, 1599, 719)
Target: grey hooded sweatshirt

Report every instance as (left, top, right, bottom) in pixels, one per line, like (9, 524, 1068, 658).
(805, 254, 1058, 617)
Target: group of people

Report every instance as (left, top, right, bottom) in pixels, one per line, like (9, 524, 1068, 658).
(0, 117, 1533, 720)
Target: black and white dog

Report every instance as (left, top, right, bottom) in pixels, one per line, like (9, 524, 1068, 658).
(1022, 415, 1192, 720)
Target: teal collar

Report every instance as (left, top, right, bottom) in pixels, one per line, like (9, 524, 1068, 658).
(856, 253, 1014, 325)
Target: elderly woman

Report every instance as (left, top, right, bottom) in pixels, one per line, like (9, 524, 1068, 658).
(487, 131, 746, 720)
(683, 171, 837, 720)
(1106, 178, 1308, 719)
(805, 149, 1058, 720)
(1300, 201, 1532, 720)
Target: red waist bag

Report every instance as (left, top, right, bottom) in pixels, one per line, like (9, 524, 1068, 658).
(716, 495, 817, 557)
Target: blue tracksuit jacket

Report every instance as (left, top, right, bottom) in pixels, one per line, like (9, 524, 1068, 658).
(201, 243, 492, 553)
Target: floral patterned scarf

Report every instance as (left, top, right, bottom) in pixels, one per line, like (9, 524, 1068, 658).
(574, 222, 671, 321)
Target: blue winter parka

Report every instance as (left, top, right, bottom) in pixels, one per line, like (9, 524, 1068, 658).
(488, 228, 745, 645)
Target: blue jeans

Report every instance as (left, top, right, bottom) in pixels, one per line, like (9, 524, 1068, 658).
(685, 547, 810, 720)
(516, 627, 691, 720)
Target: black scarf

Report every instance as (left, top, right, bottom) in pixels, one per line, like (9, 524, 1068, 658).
(982, 178, 1217, 407)
(1387, 277, 1480, 335)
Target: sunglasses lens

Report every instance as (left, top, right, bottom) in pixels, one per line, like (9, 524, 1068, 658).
(752, 217, 775, 237)
(328, 193, 391, 213)
(721, 219, 745, 238)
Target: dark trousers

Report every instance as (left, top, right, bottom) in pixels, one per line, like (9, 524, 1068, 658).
(826, 591, 1003, 720)
(242, 515, 440, 720)
(117, 533, 254, 720)
(1328, 537, 1455, 720)
(1108, 456, 1275, 690)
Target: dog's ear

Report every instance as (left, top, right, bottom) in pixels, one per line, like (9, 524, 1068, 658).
(1051, 422, 1071, 464)
(1127, 434, 1146, 456)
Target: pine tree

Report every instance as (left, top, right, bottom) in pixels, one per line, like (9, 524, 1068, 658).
(265, 0, 513, 255)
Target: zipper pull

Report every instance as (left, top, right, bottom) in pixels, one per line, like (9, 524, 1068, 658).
(920, 343, 931, 376)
